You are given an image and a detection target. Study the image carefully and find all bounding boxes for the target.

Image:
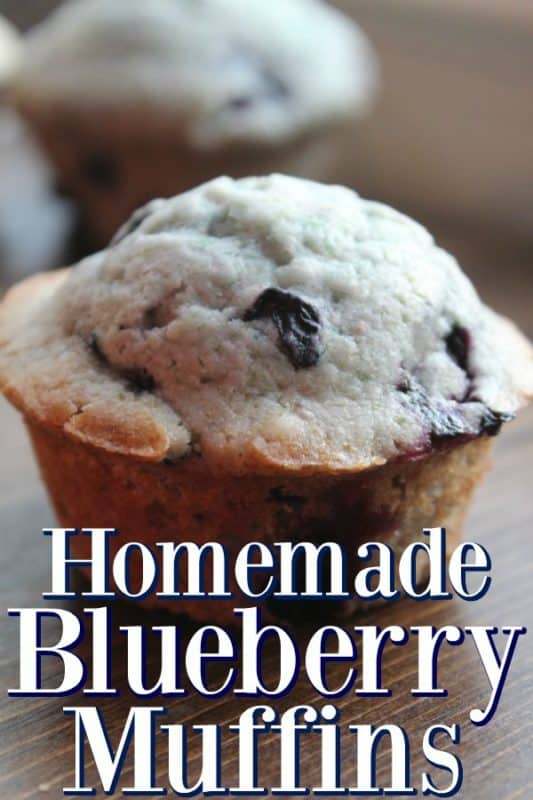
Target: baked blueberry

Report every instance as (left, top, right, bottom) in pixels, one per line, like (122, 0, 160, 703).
(244, 287, 322, 369)
(479, 409, 514, 437)
(445, 324, 471, 373)
(122, 368, 156, 395)
(88, 333, 106, 363)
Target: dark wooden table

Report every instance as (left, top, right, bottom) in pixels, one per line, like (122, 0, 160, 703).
(0, 226, 532, 798)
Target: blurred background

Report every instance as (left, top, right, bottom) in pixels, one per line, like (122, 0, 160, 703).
(4, 0, 533, 229)
(1, 0, 531, 332)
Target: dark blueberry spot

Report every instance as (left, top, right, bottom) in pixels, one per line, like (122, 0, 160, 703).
(397, 377, 411, 394)
(479, 409, 514, 437)
(445, 325, 471, 373)
(228, 69, 291, 111)
(111, 202, 155, 245)
(267, 486, 307, 507)
(429, 406, 470, 442)
(224, 46, 290, 113)
(396, 375, 418, 400)
(142, 307, 161, 330)
(80, 152, 119, 188)
(228, 95, 254, 111)
(400, 378, 472, 443)
(399, 374, 514, 446)
(122, 368, 156, 394)
(260, 67, 291, 101)
(226, 71, 289, 112)
(243, 287, 322, 369)
(88, 333, 106, 363)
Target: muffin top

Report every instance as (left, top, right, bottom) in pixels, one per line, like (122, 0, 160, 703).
(0, 16, 21, 90)
(12, 0, 377, 149)
(1, 175, 532, 474)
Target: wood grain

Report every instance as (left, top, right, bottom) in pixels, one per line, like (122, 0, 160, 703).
(0, 233, 531, 798)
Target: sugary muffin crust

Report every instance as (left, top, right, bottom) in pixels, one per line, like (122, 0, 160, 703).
(12, 0, 377, 149)
(0, 176, 532, 475)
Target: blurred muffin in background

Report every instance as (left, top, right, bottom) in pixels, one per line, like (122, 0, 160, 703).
(9, 0, 377, 247)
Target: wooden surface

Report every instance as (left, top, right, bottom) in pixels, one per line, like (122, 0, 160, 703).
(0, 227, 532, 798)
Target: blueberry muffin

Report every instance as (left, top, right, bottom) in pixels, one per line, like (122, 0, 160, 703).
(0, 176, 531, 621)
(11, 0, 377, 247)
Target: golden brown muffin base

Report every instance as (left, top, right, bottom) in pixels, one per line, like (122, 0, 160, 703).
(26, 418, 492, 623)
(15, 102, 347, 247)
